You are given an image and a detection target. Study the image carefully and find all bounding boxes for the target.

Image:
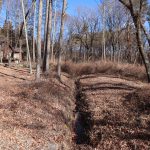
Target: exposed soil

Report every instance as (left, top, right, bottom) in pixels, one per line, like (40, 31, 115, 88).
(74, 75, 150, 150)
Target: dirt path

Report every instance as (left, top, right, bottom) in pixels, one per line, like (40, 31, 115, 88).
(74, 75, 150, 150)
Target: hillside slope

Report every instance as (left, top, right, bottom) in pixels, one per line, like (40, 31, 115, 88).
(0, 65, 75, 149)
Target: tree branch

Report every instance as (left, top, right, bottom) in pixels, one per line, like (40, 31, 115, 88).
(141, 21, 150, 46)
(118, 0, 130, 9)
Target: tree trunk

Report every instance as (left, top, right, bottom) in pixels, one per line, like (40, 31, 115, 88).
(141, 22, 150, 47)
(51, 0, 57, 62)
(42, 0, 49, 67)
(32, 0, 36, 63)
(118, 0, 150, 82)
(134, 17, 150, 82)
(21, 0, 32, 74)
(19, 40, 22, 62)
(57, 0, 67, 79)
(36, 0, 43, 80)
(102, 3, 106, 61)
(45, 0, 52, 73)
(0, 45, 2, 63)
(79, 42, 82, 61)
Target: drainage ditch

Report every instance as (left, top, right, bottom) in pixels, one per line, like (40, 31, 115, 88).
(74, 78, 94, 147)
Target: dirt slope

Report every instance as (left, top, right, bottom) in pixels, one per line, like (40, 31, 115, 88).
(0, 65, 75, 150)
(75, 75, 150, 150)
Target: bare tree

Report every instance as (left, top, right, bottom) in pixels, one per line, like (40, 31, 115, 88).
(57, 0, 67, 79)
(51, 0, 57, 62)
(32, 0, 36, 63)
(43, 0, 52, 73)
(21, 0, 32, 74)
(118, 0, 150, 82)
(43, 0, 50, 66)
(36, 0, 43, 80)
(101, 1, 106, 61)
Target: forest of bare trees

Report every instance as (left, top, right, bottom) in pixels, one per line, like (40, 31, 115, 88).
(0, 1, 150, 149)
(0, 0, 150, 82)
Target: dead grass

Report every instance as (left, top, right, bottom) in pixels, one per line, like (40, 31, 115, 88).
(61, 61, 147, 81)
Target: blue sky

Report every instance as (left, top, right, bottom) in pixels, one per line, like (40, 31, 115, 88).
(67, 0, 98, 15)
(66, 0, 150, 16)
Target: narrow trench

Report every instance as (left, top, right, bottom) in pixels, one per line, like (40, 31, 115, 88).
(74, 78, 94, 146)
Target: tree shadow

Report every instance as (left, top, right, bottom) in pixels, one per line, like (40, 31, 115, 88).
(82, 82, 137, 92)
(94, 118, 150, 141)
(123, 92, 150, 115)
(78, 78, 150, 146)
(23, 124, 46, 130)
(120, 132, 150, 141)
(0, 71, 26, 80)
(5, 66, 32, 74)
(80, 74, 140, 82)
(3, 121, 46, 130)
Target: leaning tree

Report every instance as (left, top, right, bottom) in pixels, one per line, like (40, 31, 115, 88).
(118, 0, 150, 82)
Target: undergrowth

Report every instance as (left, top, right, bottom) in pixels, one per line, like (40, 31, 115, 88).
(61, 61, 147, 81)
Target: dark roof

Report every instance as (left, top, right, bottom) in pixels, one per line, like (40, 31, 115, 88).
(12, 48, 23, 53)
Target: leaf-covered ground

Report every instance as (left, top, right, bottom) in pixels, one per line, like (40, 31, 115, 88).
(0, 65, 150, 150)
(74, 75, 150, 150)
(0, 65, 75, 149)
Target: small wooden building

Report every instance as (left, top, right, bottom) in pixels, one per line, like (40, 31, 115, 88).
(0, 34, 23, 63)
(0, 44, 23, 63)
(12, 48, 23, 63)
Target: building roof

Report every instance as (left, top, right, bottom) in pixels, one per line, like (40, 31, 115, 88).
(12, 48, 23, 53)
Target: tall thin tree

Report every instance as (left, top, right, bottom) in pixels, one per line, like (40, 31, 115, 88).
(43, 0, 52, 73)
(45, 0, 52, 72)
(51, 0, 57, 62)
(21, 0, 32, 74)
(57, 0, 67, 79)
(32, 0, 36, 63)
(42, 0, 50, 67)
(36, 0, 43, 80)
